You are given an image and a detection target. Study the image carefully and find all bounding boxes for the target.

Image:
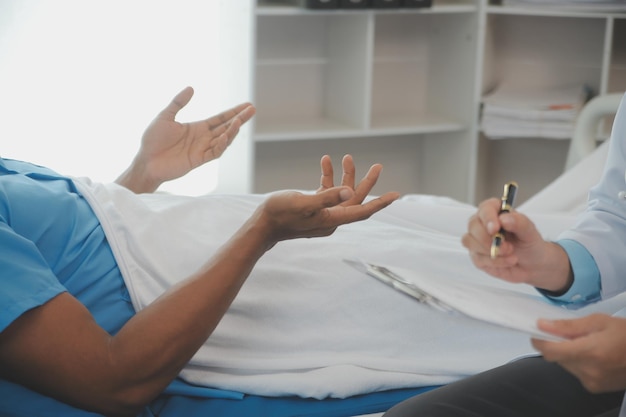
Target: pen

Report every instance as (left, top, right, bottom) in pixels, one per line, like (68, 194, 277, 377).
(490, 181, 518, 259)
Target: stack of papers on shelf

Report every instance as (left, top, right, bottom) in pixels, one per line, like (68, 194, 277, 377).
(481, 83, 591, 140)
(503, 0, 626, 12)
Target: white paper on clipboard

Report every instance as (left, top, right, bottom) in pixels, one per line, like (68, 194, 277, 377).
(345, 258, 582, 341)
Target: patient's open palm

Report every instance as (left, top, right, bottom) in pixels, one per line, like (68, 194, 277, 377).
(257, 155, 399, 244)
(259, 188, 398, 244)
(138, 86, 255, 184)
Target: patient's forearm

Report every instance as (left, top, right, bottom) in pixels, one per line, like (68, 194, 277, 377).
(109, 217, 272, 403)
(0, 217, 272, 417)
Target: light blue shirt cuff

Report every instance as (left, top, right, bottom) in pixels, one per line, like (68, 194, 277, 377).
(537, 239, 601, 307)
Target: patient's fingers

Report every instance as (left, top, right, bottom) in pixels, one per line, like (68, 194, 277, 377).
(317, 155, 387, 206)
(195, 104, 256, 161)
(220, 105, 256, 146)
(263, 187, 400, 242)
(159, 86, 194, 120)
(322, 190, 400, 224)
(318, 155, 334, 192)
(340, 155, 356, 189)
(204, 102, 255, 131)
(352, 164, 383, 203)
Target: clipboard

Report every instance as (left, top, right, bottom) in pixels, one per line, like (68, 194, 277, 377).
(345, 258, 580, 341)
(344, 259, 455, 314)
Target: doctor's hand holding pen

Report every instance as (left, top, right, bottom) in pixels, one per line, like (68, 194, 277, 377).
(461, 190, 573, 296)
(461, 186, 626, 395)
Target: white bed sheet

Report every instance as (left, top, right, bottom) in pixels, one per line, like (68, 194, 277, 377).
(70, 140, 622, 401)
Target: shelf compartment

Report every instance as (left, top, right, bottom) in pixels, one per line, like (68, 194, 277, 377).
(484, 14, 606, 93)
(371, 12, 479, 129)
(253, 131, 471, 199)
(254, 13, 371, 137)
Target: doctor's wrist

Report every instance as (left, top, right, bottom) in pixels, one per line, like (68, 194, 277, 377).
(532, 241, 574, 294)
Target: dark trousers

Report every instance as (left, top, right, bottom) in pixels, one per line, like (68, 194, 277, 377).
(384, 356, 624, 417)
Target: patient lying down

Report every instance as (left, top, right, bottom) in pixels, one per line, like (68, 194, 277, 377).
(2, 86, 619, 417)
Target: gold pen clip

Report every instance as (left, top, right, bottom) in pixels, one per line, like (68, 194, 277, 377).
(490, 181, 518, 259)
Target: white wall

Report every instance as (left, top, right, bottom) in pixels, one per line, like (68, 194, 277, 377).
(0, 0, 240, 195)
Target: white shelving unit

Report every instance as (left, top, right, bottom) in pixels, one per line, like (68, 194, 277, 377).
(477, 3, 626, 203)
(218, 0, 483, 202)
(216, 0, 626, 204)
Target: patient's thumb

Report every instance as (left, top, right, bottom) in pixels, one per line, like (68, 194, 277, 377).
(339, 187, 353, 201)
(316, 186, 354, 208)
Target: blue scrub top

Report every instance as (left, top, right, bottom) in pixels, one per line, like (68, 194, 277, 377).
(0, 157, 137, 416)
(0, 157, 243, 417)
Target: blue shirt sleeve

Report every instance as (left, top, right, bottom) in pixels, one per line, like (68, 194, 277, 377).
(537, 239, 601, 307)
(0, 220, 67, 332)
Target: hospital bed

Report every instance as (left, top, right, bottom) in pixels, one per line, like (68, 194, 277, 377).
(565, 93, 623, 171)
(353, 92, 625, 417)
(81, 93, 623, 417)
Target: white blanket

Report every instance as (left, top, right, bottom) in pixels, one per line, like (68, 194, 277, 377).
(70, 143, 620, 399)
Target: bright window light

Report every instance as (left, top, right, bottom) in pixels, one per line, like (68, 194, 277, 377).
(0, 0, 226, 195)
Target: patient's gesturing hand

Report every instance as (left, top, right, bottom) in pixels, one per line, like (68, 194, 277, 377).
(251, 155, 399, 246)
(117, 86, 256, 193)
(317, 154, 382, 206)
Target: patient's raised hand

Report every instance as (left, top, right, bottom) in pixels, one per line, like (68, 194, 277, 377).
(251, 155, 400, 246)
(317, 154, 384, 206)
(117, 86, 256, 193)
